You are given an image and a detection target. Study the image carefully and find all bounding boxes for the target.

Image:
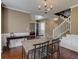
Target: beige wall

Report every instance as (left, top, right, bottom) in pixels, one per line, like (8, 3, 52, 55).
(1, 7, 4, 33)
(71, 6, 78, 34)
(2, 8, 35, 33)
(45, 19, 58, 38)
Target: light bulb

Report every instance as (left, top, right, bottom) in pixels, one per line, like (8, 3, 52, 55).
(47, 8, 50, 11)
(44, 2, 47, 7)
(50, 5, 53, 9)
(44, 2, 47, 6)
(38, 5, 41, 10)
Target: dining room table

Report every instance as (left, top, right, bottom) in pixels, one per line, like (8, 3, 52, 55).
(22, 38, 53, 59)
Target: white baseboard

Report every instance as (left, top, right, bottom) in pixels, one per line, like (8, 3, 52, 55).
(1, 32, 29, 48)
(60, 34, 78, 52)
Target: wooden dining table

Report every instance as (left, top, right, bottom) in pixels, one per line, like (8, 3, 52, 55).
(22, 38, 53, 59)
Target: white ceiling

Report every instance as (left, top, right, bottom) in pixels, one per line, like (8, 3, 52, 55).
(2, 0, 78, 19)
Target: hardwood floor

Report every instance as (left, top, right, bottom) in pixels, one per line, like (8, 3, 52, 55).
(1, 46, 78, 59)
(60, 47, 78, 59)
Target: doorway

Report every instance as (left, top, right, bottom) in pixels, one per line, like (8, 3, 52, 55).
(36, 22, 45, 37)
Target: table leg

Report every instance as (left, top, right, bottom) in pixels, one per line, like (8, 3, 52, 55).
(6, 39, 10, 50)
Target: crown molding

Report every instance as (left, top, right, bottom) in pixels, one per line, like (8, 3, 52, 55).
(3, 6, 31, 14)
(70, 4, 78, 8)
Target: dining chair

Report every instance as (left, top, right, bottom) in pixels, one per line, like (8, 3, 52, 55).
(28, 41, 50, 59)
(48, 38, 61, 59)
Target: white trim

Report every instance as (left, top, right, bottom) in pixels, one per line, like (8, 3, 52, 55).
(53, 29, 54, 39)
(70, 17, 71, 34)
(3, 6, 31, 14)
(70, 4, 78, 8)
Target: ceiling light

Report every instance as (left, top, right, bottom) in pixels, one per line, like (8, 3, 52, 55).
(54, 18, 58, 21)
(38, 0, 53, 14)
(35, 15, 45, 20)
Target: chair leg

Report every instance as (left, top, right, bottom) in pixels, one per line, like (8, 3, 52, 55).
(50, 55, 51, 59)
(51, 54, 53, 59)
(52, 55, 53, 59)
(27, 54, 29, 59)
(57, 51, 60, 59)
(48, 55, 50, 59)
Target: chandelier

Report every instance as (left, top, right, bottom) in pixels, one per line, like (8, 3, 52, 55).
(38, 0, 53, 14)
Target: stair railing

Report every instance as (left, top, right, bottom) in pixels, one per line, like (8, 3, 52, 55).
(53, 16, 71, 39)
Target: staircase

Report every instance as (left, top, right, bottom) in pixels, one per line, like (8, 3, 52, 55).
(53, 9, 78, 52)
(53, 16, 71, 39)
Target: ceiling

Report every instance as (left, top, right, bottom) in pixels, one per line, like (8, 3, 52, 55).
(2, 0, 78, 19)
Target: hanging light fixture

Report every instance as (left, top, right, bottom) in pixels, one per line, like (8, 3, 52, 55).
(38, 0, 53, 14)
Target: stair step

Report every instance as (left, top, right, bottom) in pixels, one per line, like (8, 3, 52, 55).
(66, 34, 78, 37)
